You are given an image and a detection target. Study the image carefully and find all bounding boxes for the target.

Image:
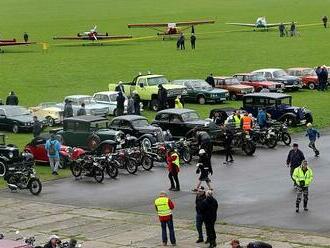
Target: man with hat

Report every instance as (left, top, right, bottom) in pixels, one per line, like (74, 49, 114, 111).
(158, 84, 168, 111)
(195, 186, 206, 243)
(306, 123, 320, 156)
(44, 235, 60, 248)
(293, 160, 314, 212)
(286, 143, 305, 187)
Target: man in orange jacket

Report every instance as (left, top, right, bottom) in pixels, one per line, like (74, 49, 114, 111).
(166, 144, 180, 191)
(240, 112, 253, 132)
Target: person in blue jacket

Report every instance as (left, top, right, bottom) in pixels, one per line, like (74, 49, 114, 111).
(306, 123, 320, 156)
(257, 108, 267, 128)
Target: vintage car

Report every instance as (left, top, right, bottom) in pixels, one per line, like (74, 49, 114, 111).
(171, 79, 229, 104)
(29, 102, 63, 126)
(286, 68, 319, 90)
(57, 95, 109, 117)
(110, 115, 164, 149)
(252, 68, 302, 91)
(233, 73, 284, 92)
(0, 105, 46, 133)
(213, 76, 254, 100)
(242, 93, 313, 126)
(55, 115, 124, 150)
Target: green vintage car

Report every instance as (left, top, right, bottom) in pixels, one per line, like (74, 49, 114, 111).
(55, 115, 124, 150)
(171, 79, 229, 104)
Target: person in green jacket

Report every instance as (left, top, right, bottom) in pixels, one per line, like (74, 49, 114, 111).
(293, 160, 313, 213)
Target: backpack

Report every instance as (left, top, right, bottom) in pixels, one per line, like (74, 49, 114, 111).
(48, 141, 57, 156)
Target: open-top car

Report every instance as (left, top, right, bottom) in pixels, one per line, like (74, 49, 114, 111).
(29, 102, 63, 126)
(0, 105, 46, 133)
(213, 76, 254, 100)
(286, 68, 319, 90)
(55, 115, 124, 150)
(171, 79, 229, 104)
(242, 93, 313, 126)
(233, 73, 284, 92)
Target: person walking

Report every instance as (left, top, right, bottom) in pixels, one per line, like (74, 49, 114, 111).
(293, 160, 313, 213)
(190, 33, 196, 49)
(286, 143, 305, 187)
(200, 190, 218, 248)
(193, 149, 213, 191)
(195, 186, 206, 243)
(45, 134, 61, 175)
(158, 84, 168, 111)
(127, 96, 135, 114)
(6, 91, 19, 105)
(23, 32, 29, 42)
(154, 191, 176, 246)
(116, 91, 125, 116)
(77, 103, 86, 116)
(197, 130, 213, 158)
(322, 16, 328, 28)
(63, 99, 73, 118)
(166, 145, 180, 191)
(257, 108, 267, 128)
(174, 97, 183, 109)
(223, 127, 234, 164)
(205, 74, 215, 88)
(133, 91, 141, 115)
(32, 116, 42, 137)
(306, 123, 320, 156)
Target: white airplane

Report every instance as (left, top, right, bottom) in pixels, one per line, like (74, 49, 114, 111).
(226, 17, 291, 30)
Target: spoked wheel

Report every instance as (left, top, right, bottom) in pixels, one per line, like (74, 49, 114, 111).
(106, 164, 119, 179)
(71, 162, 82, 177)
(125, 159, 138, 174)
(266, 136, 277, 148)
(46, 116, 55, 127)
(141, 156, 153, 171)
(282, 132, 292, 145)
(181, 148, 192, 163)
(29, 178, 42, 195)
(93, 167, 104, 183)
(242, 141, 256, 156)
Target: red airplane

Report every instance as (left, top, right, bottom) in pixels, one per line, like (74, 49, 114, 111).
(128, 20, 215, 39)
(0, 39, 34, 52)
(53, 25, 132, 41)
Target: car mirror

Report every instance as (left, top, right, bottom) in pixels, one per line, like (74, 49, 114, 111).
(139, 83, 144, 88)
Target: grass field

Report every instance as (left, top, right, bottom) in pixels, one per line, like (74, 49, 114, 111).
(0, 0, 330, 186)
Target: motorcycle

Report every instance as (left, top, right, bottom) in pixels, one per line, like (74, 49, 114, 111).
(175, 138, 194, 164)
(59, 146, 86, 169)
(111, 148, 138, 174)
(97, 154, 119, 179)
(269, 121, 291, 145)
(130, 146, 154, 171)
(250, 126, 278, 148)
(232, 130, 256, 155)
(70, 155, 105, 183)
(4, 155, 42, 195)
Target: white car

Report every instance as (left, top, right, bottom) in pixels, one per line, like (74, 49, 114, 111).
(29, 102, 63, 126)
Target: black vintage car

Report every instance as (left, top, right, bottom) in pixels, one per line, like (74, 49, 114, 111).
(0, 105, 46, 133)
(110, 115, 165, 149)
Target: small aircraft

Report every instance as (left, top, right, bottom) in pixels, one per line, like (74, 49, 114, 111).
(226, 17, 291, 31)
(127, 20, 215, 39)
(53, 25, 132, 41)
(0, 39, 34, 52)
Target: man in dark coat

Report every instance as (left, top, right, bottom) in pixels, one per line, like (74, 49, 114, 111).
(23, 32, 29, 42)
(179, 33, 185, 50)
(322, 16, 328, 28)
(77, 103, 86, 116)
(205, 74, 215, 88)
(198, 130, 213, 158)
(319, 66, 328, 91)
(116, 91, 125, 116)
(286, 143, 305, 186)
(223, 127, 234, 164)
(6, 91, 19, 105)
(32, 116, 42, 137)
(191, 33, 196, 49)
(133, 91, 141, 115)
(63, 99, 73, 118)
(158, 84, 168, 110)
(279, 23, 285, 37)
(115, 81, 125, 93)
(200, 190, 218, 248)
(195, 186, 206, 243)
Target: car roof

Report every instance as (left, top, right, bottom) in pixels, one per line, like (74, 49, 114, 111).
(0, 105, 27, 110)
(64, 115, 108, 122)
(157, 108, 196, 115)
(234, 73, 254, 76)
(93, 91, 118, 95)
(172, 79, 206, 82)
(112, 115, 147, 121)
(137, 74, 164, 79)
(213, 76, 233, 79)
(65, 95, 92, 99)
(244, 93, 291, 99)
(253, 68, 283, 73)
(287, 67, 313, 71)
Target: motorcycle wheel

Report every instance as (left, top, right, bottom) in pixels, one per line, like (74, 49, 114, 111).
(59, 156, 68, 169)
(266, 136, 277, 148)
(282, 132, 291, 145)
(181, 148, 192, 163)
(93, 167, 104, 183)
(71, 162, 82, 177)
(242, 141, 256, 156)
(125, 159, 138, 174)
(141, 156, 153, 171)
(29, 178, 42, 195)
(106, 164, 119, 179)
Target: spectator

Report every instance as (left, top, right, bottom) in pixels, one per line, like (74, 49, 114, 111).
(133, 91, 141, 115)
(158, 84, 168, 111)
(191, 33, 196, 49)
(279, 23, 285, 37)
(290, 22, 296, 36)
(32, 116, 42, 137)
(115, 81, 125, 93)
(195, 186, 206, 243)
(322, 16, 328, 28)
(175, 96, 183, 109)
(223, 127, 234, 164)
(6, 91, 19, 105)
(306, 123, 320, 156)
(319, 66, 328, 91)
(230, 240, 243, 248)
(45, 134, 61, 175)
(205, 74, 215, 88)
(127, 96, 135, 114)
(116, 91, 125, 116)
(63, 99, 73, 118)
(77, 103, 86, 116)
(257, 108, 267, 128)
(179, 33, 185, 50)
(286, 143, 305, 187)
(166, 144, 180, 191)
(23, 32, 29, 42)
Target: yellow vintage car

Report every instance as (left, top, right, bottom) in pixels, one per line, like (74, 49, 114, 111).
(29, 102, 63, 126)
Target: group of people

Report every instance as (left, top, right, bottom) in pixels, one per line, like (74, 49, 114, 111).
(176, 32, 197, 50)
(114, 81, 141, 116)
(279, 22, 297, 37)
(315, 65, 329, 91)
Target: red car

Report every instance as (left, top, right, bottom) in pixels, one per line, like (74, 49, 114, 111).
(233, 73, 284, 92)
(287, 68, 319, 90)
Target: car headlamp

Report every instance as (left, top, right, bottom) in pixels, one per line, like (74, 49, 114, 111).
(8, 152, 13, 158)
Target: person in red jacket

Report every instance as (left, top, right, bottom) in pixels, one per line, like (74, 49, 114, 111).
(166, 144, 180, 191)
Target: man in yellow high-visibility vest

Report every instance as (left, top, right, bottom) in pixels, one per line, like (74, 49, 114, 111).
(154, 191, 176, 246)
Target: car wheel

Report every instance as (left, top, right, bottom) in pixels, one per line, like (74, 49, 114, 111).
(308, 83, 315, 90)
(87, 134, 101, 151)
(230, 94, 237, 100)
(283, 116, 297, 127)
(141, 136, 155, 151)
(150, 99, 159, 111)
(12, 124, 19, 133)
(46, 116, 55, 127)
(0, 161, 6, 177)
(198, 96, 206, 105)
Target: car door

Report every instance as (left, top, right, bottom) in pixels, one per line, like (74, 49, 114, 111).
(136, 78, 148, 100)
(169, 114, 185, 138)
(184, 81, 195, 101)
(32, 137, 49, 162)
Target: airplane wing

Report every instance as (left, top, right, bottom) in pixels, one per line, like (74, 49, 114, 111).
(226, 23, 256, 27)
(0, 42, 33, 47)
(174, 20, 215, 26)
(265, 22, 291, 28)
(53, 35, 132, 40)
(128, 20, 215, 28)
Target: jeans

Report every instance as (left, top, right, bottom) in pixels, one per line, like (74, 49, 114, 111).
(168, 172, 180, 190)
(205, 220, 216, 244)
(196, 214, 204, 239)
(49, 157, 59, 172)
(161, 218, 176, 244)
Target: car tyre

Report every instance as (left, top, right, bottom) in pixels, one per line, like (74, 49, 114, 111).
(46, 116, 55, 127)
(308, 83, 315, 90)
(12, 124, 19, 134)
(198, 96, 206, 105)
(0, 161, 6, 177)
(87, 134, 101, 151)
(150, 99, 159, 111)
(283, 116, 297, 127)
(141, 136, 156, 151)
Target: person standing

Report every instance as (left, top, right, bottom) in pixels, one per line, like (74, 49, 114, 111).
(195, 186, 206, 243)
(257, 108, 267, 128)
(23, 32, 29, 42)
(77, 103, 86, 116)
(116, 91, 125, 116)
(319, 66, 328, 91)
(133, 91, 141, 115)
(279, 23, 285, 37)
(158, 84, 168, 111)
(286, 143, 305, 187)
(190, 33, 196, 49)
(322, 16, 328, 28)
(205, 74, 215, 88)
(45, 134, 61, 175)
(127, 96, 135, 114)
(241, 112, 253, 132)
(174, 97, 183, 109)
(193, 149, 213, 191)
(306, 123, 320, 156)
(290, 22, 296, 36)
(32, 116, 42, 137)
(6, 91, 19, 105)
(154, 191, 176, 246)
(115, 81, 125, 93)
(293, 160, 313, 213)
(63, 99, 73, 118)
(223, 127, 234, 164)
(200, 190, 218, 248)
(179, 33, 185, 50)
(166, 145, 180, 191)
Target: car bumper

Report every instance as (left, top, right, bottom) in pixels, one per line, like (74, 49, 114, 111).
(283, 85, 302, 89)
(207, 97, 227, 103)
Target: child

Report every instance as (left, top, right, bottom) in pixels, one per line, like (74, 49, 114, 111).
(306, 123, 320, 156)
(192, 149, 213, 191)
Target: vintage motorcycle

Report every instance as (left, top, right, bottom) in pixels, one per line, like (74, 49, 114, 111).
(96, 154, 119, 179)
(232, 130, 256, 155)
(70, 155, 105, 183)
(130, 146, 154, 171)
(250, 126, 278, 148)
(175, 138, 194, 164)
(269, 121, 291, 145)
(111, 148, 138, 174)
